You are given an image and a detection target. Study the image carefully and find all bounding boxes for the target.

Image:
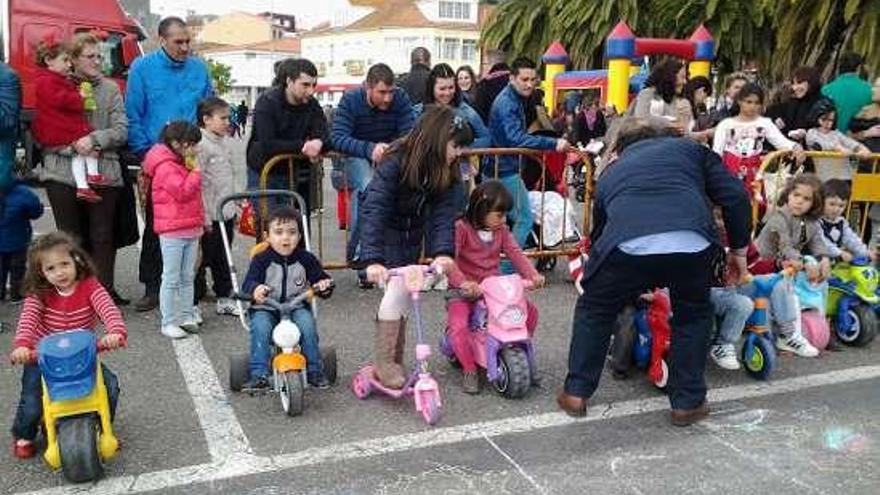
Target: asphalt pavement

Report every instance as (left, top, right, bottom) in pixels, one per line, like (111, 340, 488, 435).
(1, 136, 878, 494)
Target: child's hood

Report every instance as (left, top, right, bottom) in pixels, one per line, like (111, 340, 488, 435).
(143, 144, 183, 177)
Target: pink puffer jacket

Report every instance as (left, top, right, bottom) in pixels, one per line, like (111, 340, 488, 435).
(143, 144, 204, 235)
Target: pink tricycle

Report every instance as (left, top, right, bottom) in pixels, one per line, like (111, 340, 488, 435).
(439, 274, 537, 399)
(350, 265, 443, 425)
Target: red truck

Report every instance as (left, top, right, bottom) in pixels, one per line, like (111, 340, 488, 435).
(2, 0, 145, 165)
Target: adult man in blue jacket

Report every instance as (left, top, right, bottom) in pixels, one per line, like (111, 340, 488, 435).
(126, 17, 213, 311)
(487, 57, 569, 258)
(557, 118, 751, 426)
(332, 63, 414, 287)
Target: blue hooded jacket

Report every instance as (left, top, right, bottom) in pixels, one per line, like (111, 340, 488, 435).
(486, 84, 556, 177)
(331, 86, 414, 160)
(125, 49, 213, 155)
(0, 63, 21, 193)
(0, 182, 43, 253)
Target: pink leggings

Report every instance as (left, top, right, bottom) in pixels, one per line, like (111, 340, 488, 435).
(446, 298, 538, 372)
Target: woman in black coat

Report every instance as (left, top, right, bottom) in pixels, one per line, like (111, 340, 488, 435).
(354, 106, 472, 390)
(767, 66, 825, 143)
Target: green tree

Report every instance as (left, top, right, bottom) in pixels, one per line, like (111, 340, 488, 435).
(481, 0, 879, 81)
(204, 59, 234, 95)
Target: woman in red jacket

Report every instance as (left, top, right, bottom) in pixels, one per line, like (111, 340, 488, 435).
(143, 121, 204, 339)
(31, 37, 108, 203)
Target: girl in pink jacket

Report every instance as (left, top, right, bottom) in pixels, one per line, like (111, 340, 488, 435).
(143, 121, 204, 339)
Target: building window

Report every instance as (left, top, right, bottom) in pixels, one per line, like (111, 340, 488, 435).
(442, 38, 459, 60)
(439, 1, 471, 20)
(461, 39, 476, 61)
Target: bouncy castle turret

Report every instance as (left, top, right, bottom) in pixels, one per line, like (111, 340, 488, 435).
(688, 25, 715, 79)
(605, 21, 636, 114)
(542, 41, 569, 116)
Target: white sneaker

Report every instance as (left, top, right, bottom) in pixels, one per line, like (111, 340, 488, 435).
(216, 298, 241, 316)
(161, 325, 188, 339)
(192, 306, 204, 325)
(776, 333, 819, 357)
(710, 344, 741, 370)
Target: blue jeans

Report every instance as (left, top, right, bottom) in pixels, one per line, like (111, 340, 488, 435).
(249, 307, 322, 379)
(491, 174, 533, 274)
(159, 236, 199, 327)
(710, 287, 754, 346)
(12, 363, 119, 441)
(565, 248, 714, 410)
(343, 157, 374, 237)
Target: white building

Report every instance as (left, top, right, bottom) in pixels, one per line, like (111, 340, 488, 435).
(301, 0, 481, 107)
(199, 38, 301, 108)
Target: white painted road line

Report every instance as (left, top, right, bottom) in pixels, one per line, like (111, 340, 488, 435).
(483, 433, 549, 495)
(17, 365, 880, 495)
(172, 336, 252, 462)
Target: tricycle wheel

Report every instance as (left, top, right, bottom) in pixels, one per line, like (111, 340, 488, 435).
(228, 353, 249, 392)
(320, 346, 338, 385)
(493, 347, 531, 399)
(58, 414, 103, 483)
(351, 372, 371, 399)
(652, 359, 669, 389)
(741, 333, 776, 380)
(836, 305, 877, 347)
(280, 371, 305, 417)
(419, 392, 442, 426)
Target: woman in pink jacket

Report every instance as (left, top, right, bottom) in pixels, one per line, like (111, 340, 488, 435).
(143, 121, 204, 339)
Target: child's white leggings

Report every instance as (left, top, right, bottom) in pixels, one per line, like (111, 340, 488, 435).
(377, 277, 410, 320)
(71, 155, 99, 189)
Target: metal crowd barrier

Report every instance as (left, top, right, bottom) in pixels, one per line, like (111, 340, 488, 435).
(758, 150, 880, 238)
(250, 148, 596, 270)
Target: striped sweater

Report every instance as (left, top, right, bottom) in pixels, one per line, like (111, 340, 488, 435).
(14, 276, 127, 349)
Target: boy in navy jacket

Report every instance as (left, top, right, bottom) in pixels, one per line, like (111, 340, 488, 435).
(0, 182, 43, 301)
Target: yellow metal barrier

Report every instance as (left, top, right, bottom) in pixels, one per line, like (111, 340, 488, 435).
(250, 148, 595, 270)
(758, 150, 880, 238)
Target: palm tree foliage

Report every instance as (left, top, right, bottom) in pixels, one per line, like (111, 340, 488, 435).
(481, 0, 879, 81)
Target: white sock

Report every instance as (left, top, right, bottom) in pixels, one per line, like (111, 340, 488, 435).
(85, 155, 99, 176)
(71, 155, 88, 189)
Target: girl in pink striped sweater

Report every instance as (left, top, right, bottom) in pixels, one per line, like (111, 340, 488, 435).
(9, 232, 126, 459)
(447, 180, 545, 394)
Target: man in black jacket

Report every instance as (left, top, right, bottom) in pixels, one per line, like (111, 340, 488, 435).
(557, 117, 752, 426)
(246, 58, 328, 216)
(398, 47, 431, 105)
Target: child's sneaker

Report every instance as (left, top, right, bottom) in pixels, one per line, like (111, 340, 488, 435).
(12, 439, 35, 459)
(192, 306, 203, 325)
(242, 375, 270, 392)
(307, 371, 330, 389)
(161, 324, 188, 339)
(710, 344, 741, 370)
(86, 173, 111, 186)
(76, 188, 101, 203)
(777, 333, 819, 357)
(215, 298, 241, 316)
(180, 320, 200, 334)
(462, 371, 480, 394)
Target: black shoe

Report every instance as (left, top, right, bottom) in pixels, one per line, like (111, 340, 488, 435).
(357, 275, 375, 290)
(134, 294, 158, 312)
(242, 375, 270, 392)
(110, 289, 130, 306)
(307, 371, 331, 389)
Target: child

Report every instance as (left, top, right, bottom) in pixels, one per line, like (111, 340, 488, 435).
(446, 180, 545, 393)
(143, 121, 204, 339)
(0, 181, 43, 301)
(754, 173, 834, 357)
(240, 206, 334, 389)
(712, 83, 804, 198)
(194, 97, 239, 317)
(819, 179, 872, 263)
(805, 101, 872, 181)
(356, 105, 472, 389)
(9, 232, 126, 459)
(31, 37, 107, 203)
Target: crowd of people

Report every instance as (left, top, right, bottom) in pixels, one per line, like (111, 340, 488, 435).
(0, 14, 879, 460)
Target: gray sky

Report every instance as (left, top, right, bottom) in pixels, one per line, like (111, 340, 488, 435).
(151, 0, 348, 28)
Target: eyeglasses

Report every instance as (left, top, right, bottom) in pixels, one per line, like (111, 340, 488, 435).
(81, 53, 103, 61)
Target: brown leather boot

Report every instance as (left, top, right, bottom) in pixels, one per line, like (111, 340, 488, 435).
(394, 317, 407, 366)
(374, 318, 406, 389)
